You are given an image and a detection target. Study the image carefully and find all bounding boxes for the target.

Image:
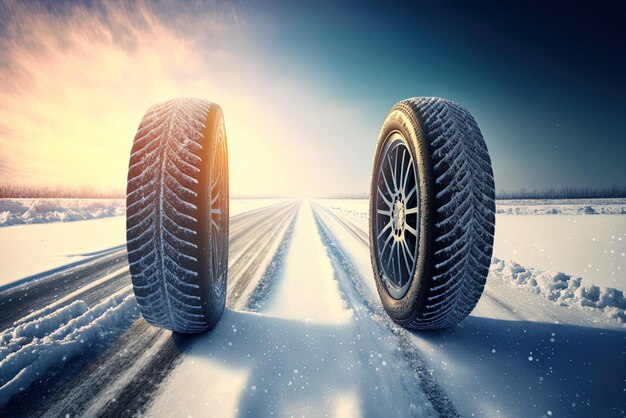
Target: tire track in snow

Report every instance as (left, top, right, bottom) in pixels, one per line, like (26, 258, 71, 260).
(244, 208, 299, 312)
(227, 202, 301, 310)
(89, 202, 300, 417)
(8, 201, 301, 418)
(0, 201, 295, 333)
(317, 203, 525, 321)
(0, 290, 137, 406)
(0, 250, 129, 330)
(312, 203, 460, 417)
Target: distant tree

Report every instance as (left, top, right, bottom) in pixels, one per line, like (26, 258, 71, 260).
(496, 186, 626, 200)
(0, 183, 124, 199)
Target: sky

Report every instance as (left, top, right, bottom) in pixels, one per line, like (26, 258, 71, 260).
(0, 0, 624, 197)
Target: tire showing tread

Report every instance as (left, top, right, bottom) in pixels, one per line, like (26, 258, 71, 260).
(126, 97, 228, 334)
(370, 97, 495, 330)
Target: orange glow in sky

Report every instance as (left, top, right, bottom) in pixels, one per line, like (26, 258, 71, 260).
(0, 1, 371, 197)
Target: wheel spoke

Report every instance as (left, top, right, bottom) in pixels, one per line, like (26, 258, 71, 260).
(401, 243, 411, 276)
(210, 178, 218, 192)
(380, 228, 394, 253)
(382, 168, 394, 197)
(376, 208, 391, 216)
(405, 185, 417, 201)
(210, 191, 220, 206)
(399, 148, 406, 192)
(405, 206, 418, 215)
(405, 224, 417, 237)
(386, 241, 397, 269)
(387, 154, 398, 191)
(377, 221, 392, 240)
(377, 186, 392, 207)
(401, 239, 415, 262)
(396, 243, 402, 278)
(403, 161, 412, 195)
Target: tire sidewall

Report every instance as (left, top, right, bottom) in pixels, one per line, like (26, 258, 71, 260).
(369, 104, 436, 322)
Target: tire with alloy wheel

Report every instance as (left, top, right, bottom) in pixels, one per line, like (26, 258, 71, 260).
(126, 97, 229, 334)
(369, 97, 495, 330)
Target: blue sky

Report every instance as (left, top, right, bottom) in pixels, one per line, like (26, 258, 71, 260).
(249, 0, 626, 192)
(0, 0, 624, 196)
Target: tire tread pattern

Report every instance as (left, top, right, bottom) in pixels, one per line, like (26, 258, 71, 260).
(401, 97, 495, 329)
(126, 97, 213, 333)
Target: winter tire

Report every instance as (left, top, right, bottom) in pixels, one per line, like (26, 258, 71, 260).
(369, 97, 495, 330)
(126, 97, 229, 334)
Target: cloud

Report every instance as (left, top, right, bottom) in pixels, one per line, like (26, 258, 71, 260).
(0, 0, 374, 197)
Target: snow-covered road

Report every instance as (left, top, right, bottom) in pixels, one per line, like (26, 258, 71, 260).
(313, 201, 625, 417)
(0, 199, 624, 417)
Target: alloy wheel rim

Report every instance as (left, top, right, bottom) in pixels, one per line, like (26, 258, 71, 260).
(373, 132, 419, 299)
(209, 124, 228, 299)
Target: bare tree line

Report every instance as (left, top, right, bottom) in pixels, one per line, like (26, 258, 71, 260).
(2, 183, 625, 200)
(496, 186, 626, 200)
(327, 186, 626, 200)
(0, 183, 124, 199)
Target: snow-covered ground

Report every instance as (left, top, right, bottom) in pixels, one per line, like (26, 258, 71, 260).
(0, 291, 137, 405)
(1, 198, 624, 416)
(493, 215, 624, 289)
(0, 198, 284, 227)
(315, 200, 625, 417)
(148, 203, 438, 417)
(322, 198, 626, 291)
(146, 199, 624, 417)
(0, 216, 127, 288)
(322, 198, 626, 217)
(496, 198, 626, 215)
(0, 199, 284, 289)
(0, 199, 125, 226)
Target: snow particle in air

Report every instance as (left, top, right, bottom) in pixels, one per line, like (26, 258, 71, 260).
(528, 356, 534, 361)
(492, 349, 496, 353)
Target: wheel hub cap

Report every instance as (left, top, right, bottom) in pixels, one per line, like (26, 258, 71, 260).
(392, 199, 405, 236)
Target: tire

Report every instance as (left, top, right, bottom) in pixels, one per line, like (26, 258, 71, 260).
(369, 97, 495, 330)
(126, 97, 229, 334)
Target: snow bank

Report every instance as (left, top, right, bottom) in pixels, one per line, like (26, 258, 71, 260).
(0, 198, 285, 227)
(0, 294, 137, 405)
(320, 198, 626, 218)
(496, 198, 626, 215)
(491, 257, 626, 323)
(0, 198, 125, 226)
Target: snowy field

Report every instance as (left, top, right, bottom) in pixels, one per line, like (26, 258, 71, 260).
(0, 199, 125, 226)
(0, 198, 624, 417)
(496, 198, 626, 215)
(0, 198, 283, 227)
(323, 198, 626, 291)
(0, 199, 284, 288)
